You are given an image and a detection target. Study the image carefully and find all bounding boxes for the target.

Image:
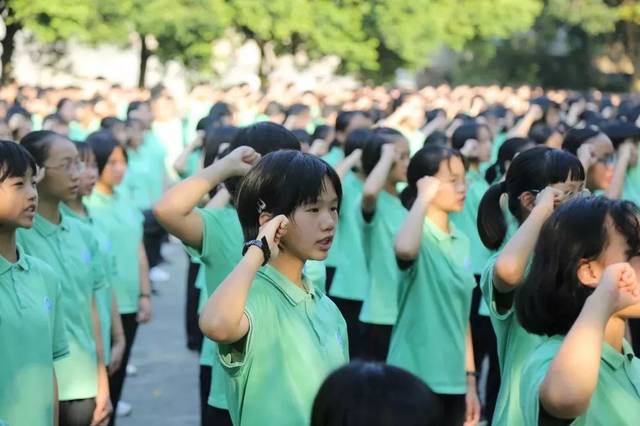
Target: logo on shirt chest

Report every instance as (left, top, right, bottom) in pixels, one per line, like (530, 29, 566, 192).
(43, 296, 52, 313)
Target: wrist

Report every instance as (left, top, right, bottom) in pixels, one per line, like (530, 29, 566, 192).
(244, 244, 268, 267)
(583, 293, 614, 324)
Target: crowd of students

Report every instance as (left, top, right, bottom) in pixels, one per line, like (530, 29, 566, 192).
(2, 81, 640, 426)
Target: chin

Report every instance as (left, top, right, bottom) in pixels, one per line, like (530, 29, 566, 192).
(307, 250, 330, 261)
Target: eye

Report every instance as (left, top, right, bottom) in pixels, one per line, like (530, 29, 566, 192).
(306, 207, 320, 213)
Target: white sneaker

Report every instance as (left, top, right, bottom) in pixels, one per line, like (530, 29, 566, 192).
(116, 401, 132, 417)
(126, 364, 137, 376)
(149, 266, 170, 282)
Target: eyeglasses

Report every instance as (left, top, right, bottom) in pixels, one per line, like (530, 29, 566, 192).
(595, 153, 616, 166)
(43, 158, 85, 173)
(529, 188, 591, 201)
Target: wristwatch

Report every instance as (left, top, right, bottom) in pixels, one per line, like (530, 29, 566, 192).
(242, 236, 271, 266)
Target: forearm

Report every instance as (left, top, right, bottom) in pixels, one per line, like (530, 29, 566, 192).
(334, 153, 360, 180)
(495, 204, 551, 290)
(200, 248, 263, 343)
(395, 197, 428, 260)
(465, 325, 477, 390)
(92, 300, 110, 399)
(540, 296, 609, 418)
(138, 245, 151, 296)
(362, 156, 394, 212)
(506, 114, 535, 139)
(173, 144, 197, 175)
(110, 291, 125, 347)
(604, 157, 629, 200)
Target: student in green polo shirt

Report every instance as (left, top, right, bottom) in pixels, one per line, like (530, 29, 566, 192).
(62, 141, 126, 375)
(476, 146, 587, 426)
(199, 150, 349, 426)
(515, 197, 640, 425)
(18, 130, 111, 426)
(84, 131, 152, 425)
(0, 141, 69, 426)
(154, 122, 301, 425)
(358, 128, 409, 361)
(322, 110, 372, 167)
(389, 145, 480, 426)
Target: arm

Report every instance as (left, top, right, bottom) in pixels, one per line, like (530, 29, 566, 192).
(539, 263, 639, 418)
(137, 244, 152, 324)
(199, 216, 288, 344)
(107, 291, 125, 375)
(207, 186, 231, 209)
(91, 299, 112, 426)
(173, 131, 203, 176)
(362, 143, 396, 214)
(493, 187, 558, 292)
(334, 149, 362, 180)
(153, 146, 260, 250)
(506, 105, 543, 139)
(604, 142, 633, 200)
(394, 176, 440, 261)
(465, 325, 480, 426)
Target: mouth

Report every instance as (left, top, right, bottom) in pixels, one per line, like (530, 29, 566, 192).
(23, 205, 36, 217)
(316, 236, 334, 251)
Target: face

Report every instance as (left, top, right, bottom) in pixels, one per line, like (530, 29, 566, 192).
(40, 138, 81, 203)
(127, 122, 144, 148)
(59, 101, 76, 123)
(99, 146, 127, 188)
(586, 134, 615, 190)
(431, 156, 467, 213)
(78, 151, 98, 197)
(476, 126, 493, 163)
(280, 176, 339, 261)
(0, 167, 38, 229)
(345, 113, 372, 136)
(390, 138, 410, 183)
(111, 122, 128, 145)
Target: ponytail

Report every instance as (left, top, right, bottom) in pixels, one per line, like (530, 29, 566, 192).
(484, 163, 499, 185)
(400, 185, 418, 210)
(477, 181, 508, 250)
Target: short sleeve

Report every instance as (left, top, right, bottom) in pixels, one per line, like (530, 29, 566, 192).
(184, 208, 215, 264)
(89, 235, 108, 292)
(519, 350, 552, 426)
(51, 275, 70, 361)
(480, 254, 514, 322)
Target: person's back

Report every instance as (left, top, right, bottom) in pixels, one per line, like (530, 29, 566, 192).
(311, 362, 442, 426)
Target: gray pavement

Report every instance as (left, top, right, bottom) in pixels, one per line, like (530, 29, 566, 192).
(118, 242, 200, 426)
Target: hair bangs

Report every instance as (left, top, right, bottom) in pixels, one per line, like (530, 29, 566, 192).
(0, 140, 37, 182)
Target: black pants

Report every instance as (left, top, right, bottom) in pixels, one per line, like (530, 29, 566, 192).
(143, 209, 167, 269)
(108, 313, 139, 426)
(186, 261, 203, 351)
(200, 365, 233, 426)
(204, 406, 233, 426)
(59, 398, 96, 426)
(469, 279, 500, 423)
(629, 319, 640, 355)
(358, 322, 392, 362)
(434, 393, 466, 426)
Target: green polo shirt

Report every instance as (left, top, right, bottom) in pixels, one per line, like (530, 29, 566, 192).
(17, 211, 106, 401)
(0, 245, 69, 426)
(119, 132, 166, 210)
(304, 260, 326, 294)
(358, 191, 407, 325)
(326, 172, 369, 301)
(480, 252, 545, 426)
(623, 163, 640, 205)
(322, 146, 344, 167)
(521, 336, 640, 425)
(219, 264, 348, 426)
(185, 206, 244, 409)
(387, 218, 475, 394)
(60, 202, 115, 364)
(450, 169, 492, 276)
(84, 189, 144, 314)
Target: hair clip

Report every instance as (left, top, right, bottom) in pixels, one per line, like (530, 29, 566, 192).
(257, 198, 267, 214)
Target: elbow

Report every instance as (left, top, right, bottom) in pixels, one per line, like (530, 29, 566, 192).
(199, 314, 232, 343)
(152, 201, 171, 226)
(395, 242, 418, 262)
(494, 255, 523, 289)
(540, 384, 591, 419)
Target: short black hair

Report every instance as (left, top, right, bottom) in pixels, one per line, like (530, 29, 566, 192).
(516, 196, 640, 336)
(361, 128, 404, 176)
(344, 128, 371, 157)
(311, 361, 442, 426)
(20, 130, 65, 166)
(56, 97, 72, 111)
(291, 128, 311, 145)
(335, 110, 369, 133)
(86, 130, 127, 175)
(484, 137, 534, 184)
(100, 116, 124, 130)
(224, 122, 301, 198)
(235, 150, 342, 241)
(126, 100, 149, 118)
(562, 127, 601, 155)
(423, 130, 448, 147)
(0, 140, 37, 182)
(203, 125, 239, 168)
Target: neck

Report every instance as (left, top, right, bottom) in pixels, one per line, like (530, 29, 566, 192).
(604, 316, 626, 352)
(426, 206, 450, 234)
(468, 161, 479, 172)
(95, 181, 113, 195)
(269, 250, 305, 290)
(383, 180, 397, 196)
(66, 198, 87, 217)
(0, 228, 17, 262)
(38, 195, 61, 224)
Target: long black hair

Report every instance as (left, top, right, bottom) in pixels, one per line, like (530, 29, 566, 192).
(516, 197, 640, 336)
(477, 146, 585, 250)
(484, 137, 534, 184)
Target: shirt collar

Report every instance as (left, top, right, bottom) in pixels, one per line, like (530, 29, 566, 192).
(257, 264, 318, 306)
(0, 244, 31, 276)
(423, 217, 460, 242)
(602, 339, 635, 370)
(32, 208, 69, 237)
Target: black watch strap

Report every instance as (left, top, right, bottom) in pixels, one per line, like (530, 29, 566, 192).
(242, 236, 271, 266)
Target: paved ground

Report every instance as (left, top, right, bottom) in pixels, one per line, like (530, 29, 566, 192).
(118, 242, 200, 426)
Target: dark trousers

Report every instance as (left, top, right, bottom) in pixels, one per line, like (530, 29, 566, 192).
(358, 322, 393, 362)
(434, 393, 466, 426)
(143, 209, 167, 269)
(108, 313, 138, 426)
(200, 365, 233, 426)
(470, 278, 500, 423)
(59, 398, 96, 426)
(629, 319, 640, 355)
(186, 261, 203, 351)
(325, 266, 364, 358)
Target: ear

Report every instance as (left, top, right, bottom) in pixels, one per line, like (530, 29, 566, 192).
(577, 259, 601, 288)
(519, 191, 536, 212)
(258, 212, 273, 228)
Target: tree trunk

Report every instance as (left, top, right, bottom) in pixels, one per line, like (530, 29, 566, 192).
(138, 33, 151, 88)
(1, 10, 20, 84)
(623, 2, 640, 91)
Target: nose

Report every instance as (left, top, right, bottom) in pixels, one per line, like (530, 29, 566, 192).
(320, 209, 337, 231)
